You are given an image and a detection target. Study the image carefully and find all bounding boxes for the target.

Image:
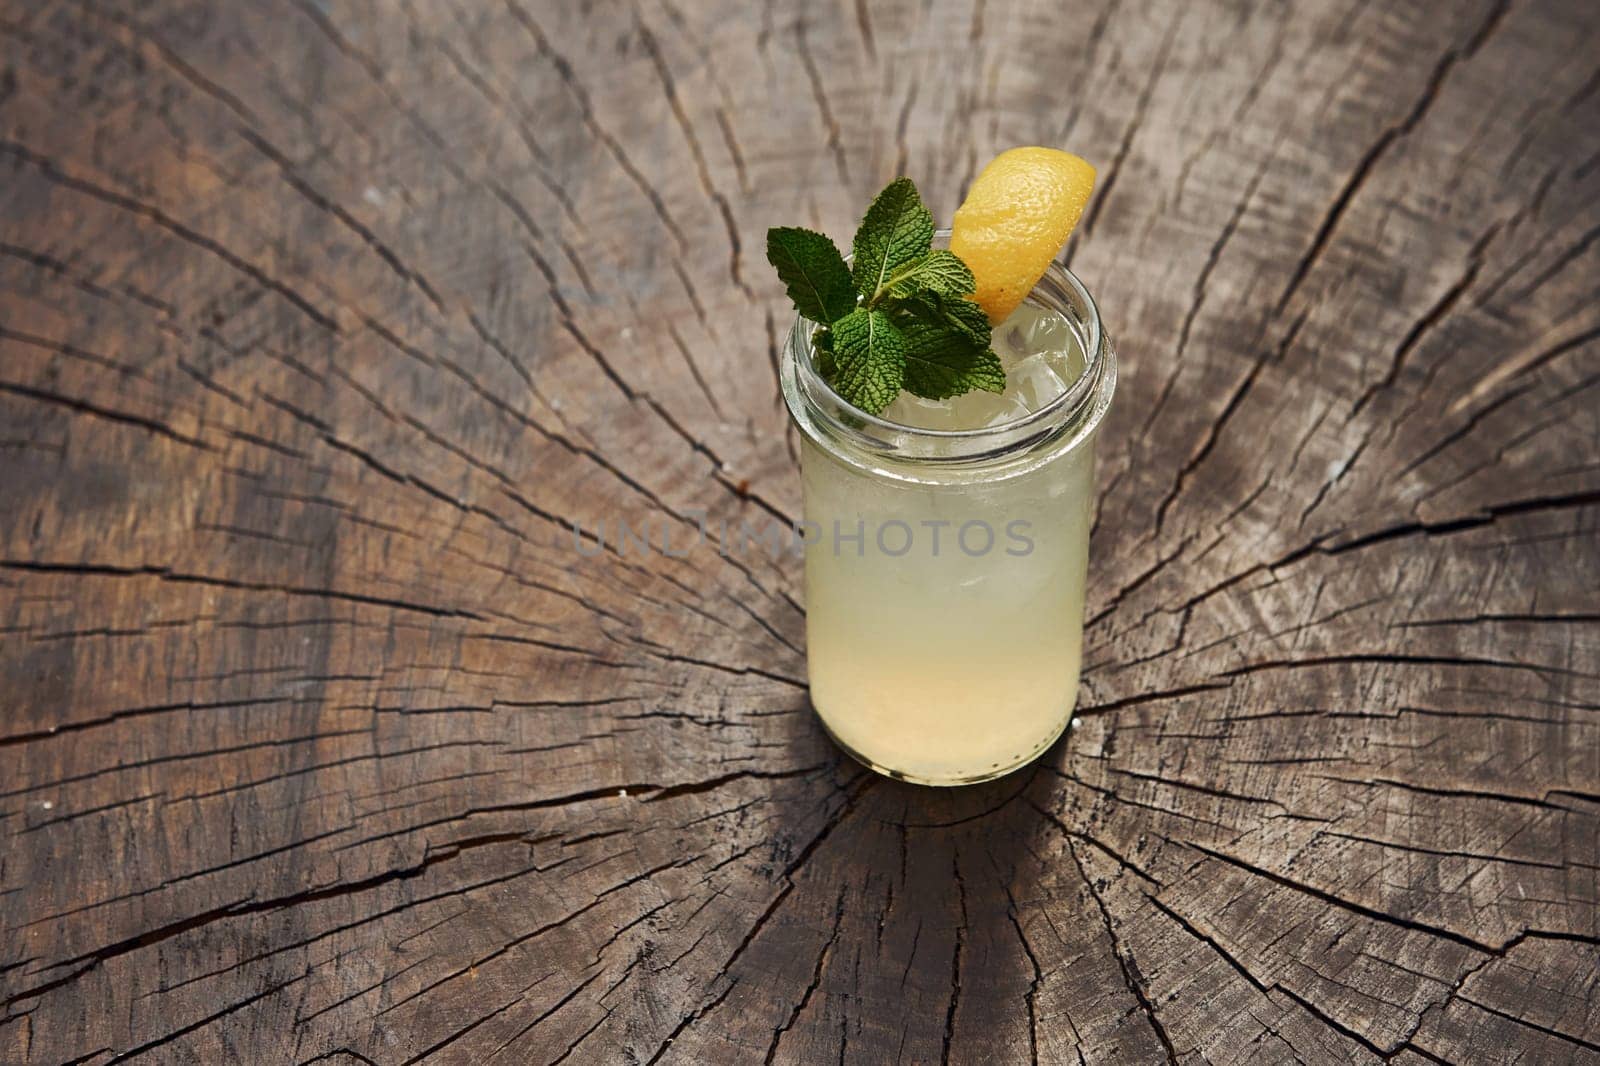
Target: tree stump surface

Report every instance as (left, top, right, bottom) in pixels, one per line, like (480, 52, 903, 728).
(2, 0, 1597, 1062)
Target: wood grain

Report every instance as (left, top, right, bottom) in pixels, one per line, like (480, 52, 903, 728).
(2, 0, 1597, 1062)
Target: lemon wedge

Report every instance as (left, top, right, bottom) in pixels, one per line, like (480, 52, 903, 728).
(950, 147, 1097, 324)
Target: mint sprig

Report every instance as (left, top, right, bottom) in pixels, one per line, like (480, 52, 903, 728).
(766, 178, 1003, 415)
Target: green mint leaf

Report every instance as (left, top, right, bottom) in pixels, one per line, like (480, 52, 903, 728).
(932, 292, 993, 346)
(766, 227, 857, 324)
(894, 291, 992, 346)
(812, 325, 835, 378)
(828, 308, 907, 415)
(851, 178, 934, 303)
(904, 342, 1005, 399)
(892, 296, 1006, 399)
(883, 249, 975, 300)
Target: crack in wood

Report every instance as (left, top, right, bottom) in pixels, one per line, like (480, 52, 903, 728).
(1064, 839, 1181, 1064)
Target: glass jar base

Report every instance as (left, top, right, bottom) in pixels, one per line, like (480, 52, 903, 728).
(816, 712, 1072, 787)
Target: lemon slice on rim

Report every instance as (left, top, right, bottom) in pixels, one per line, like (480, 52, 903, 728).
(950, 147, 1097, 325)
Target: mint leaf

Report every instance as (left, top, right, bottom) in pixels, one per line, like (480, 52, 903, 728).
(904, 341, 1005, 399)
(812, 326, 835, 378)
(828, 309, 906, 415)
(894, 297, 1005, 399)
(883, 250, 975, 300)
(766, 227, 856, 323)
(896, 291, 991, 346)
(851, 178, 934, 303)
(931, 292, 992, 345)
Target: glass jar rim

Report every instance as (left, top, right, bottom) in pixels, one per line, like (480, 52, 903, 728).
(781, 232, 1115, 468)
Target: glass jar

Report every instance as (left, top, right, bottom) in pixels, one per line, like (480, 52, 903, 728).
(780, 251, 1116, 786)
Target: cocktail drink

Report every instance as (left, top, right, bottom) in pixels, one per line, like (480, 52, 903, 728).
(767, 147, 1111, 785)
(782, 256, 1114, 784)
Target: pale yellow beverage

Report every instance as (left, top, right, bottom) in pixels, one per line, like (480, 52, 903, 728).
(782, 261, 1116, 785)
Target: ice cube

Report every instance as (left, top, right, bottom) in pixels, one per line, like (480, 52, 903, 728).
(881, 389, 1029, 431)
(995, 303, 1075, 367)
(1050, 339, 1087, 383)
(949, 388, 1030, 428)
(1007, 353, 1068, 411)
(882, 393, 962, 431)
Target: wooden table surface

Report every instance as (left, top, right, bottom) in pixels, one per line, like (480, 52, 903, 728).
(3, 0, 1598, 1062)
